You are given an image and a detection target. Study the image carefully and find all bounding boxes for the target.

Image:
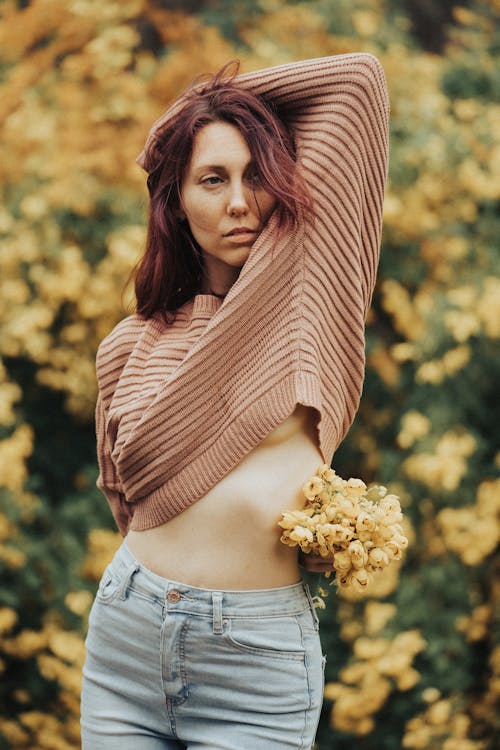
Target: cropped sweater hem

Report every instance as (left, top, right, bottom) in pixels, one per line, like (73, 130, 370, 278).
(129, 370, 329, 530)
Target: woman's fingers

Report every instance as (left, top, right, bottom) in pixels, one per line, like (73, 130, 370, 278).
(299, 552, 335, 574)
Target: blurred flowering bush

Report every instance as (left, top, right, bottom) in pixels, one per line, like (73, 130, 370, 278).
(0, 0, 498, 748)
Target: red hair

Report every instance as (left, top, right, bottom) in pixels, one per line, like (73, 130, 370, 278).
(134, 61, 311, 318)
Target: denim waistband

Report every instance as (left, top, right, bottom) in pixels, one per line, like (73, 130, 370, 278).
(106, 541, 316, 619)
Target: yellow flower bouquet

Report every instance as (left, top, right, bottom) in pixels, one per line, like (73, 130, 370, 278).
(279, 464, 408, 591)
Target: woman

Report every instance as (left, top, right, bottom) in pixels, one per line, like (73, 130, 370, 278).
(81, 53, 389, 749)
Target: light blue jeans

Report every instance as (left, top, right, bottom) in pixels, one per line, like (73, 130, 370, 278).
(81, 542, 325, 749)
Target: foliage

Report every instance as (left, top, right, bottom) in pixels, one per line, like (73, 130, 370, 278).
(0, 0, 499, 747)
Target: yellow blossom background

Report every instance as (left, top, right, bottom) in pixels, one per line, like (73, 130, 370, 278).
(0, 1, 498, 748)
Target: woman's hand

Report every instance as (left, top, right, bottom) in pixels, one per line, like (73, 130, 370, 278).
(298, 551, 335, 575)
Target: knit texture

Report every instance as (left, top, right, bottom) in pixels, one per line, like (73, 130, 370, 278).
(96, 53, 390, 536)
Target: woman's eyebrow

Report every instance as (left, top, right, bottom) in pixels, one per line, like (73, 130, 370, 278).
(193, 164, 226, 172)
(192, 160, 254, 174)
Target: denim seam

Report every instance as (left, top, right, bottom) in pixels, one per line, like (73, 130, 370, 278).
(175, 616, 190, 704)
(126, 585, 165, 608)
(297, 613, 312, 750)
(159, 606, 168, 709)
(229, 607, 310, 619)
(164, 698, 178, 738)
(163, 607, 310, 619)
(158, 614, 174, 729)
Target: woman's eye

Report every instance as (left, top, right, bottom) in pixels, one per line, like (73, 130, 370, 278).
(201, 176, 222, 185)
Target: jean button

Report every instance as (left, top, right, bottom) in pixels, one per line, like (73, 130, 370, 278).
(167, 589, 181, 603)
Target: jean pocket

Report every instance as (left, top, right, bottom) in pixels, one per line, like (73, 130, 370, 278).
(224, 615, 306, 662)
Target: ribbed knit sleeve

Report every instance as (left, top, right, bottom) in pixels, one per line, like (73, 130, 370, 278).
(95, 394, 131, 536)
(95, 315, 145, 535)
(235, 53, 389, 443)
(235, 53, 389, 316)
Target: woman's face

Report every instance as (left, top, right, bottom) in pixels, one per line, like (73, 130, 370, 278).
(179, 121, 276, 294)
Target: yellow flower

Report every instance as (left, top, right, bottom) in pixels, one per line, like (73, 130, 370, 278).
(0, 423, 33, 491)
(348, 539, 368, 570)
(0, 606, 18, 635)
(302, 475, 324, 500)
(396, 667, 421, 691)
(353, 637, 388, 660)
(342, 568, 370, 589)
(367, 547, 390, 570)
(366, 485, 388, 502)
(0, 720, 30, 745)
(279, 530, 296, 547)
(0, 545, 27, 569)
(325, 523, 355, 545)
(345, 477, 367, 498)
(421, 686, 441, 704)
(48, 630, 86, 665)
(317, 464, 339, 484)
(356, 510, 377, 539)
(2, 628, 48, 658)
(333, 549, 352, 572)
(371, 525, 394, 546)
(314, 525, 328, 553)
(438, 506, 498, 565)
(289, 526, 314, 545)
(477, 276, 500, 338)
(377, 495, 403, 525)
(427, 698, 452, 725)
(335, 496, 359, 521)
(476, 477, 500, 516)
(403, 430, 476, 491)
(397, 410, 432, 449)
(278, 510, 312, 530)
(383, 540, 404, 561)
(364, 602, 397, 635)
(312, 595, 326, 609)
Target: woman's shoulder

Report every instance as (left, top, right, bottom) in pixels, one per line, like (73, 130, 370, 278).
(97, 313, 146, 355)
(96, 313, 147, 386)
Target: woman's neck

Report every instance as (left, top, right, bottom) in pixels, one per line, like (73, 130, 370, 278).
(201, 258, 241, 298)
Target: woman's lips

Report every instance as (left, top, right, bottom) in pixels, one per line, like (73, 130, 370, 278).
(224, 230, 258, 243)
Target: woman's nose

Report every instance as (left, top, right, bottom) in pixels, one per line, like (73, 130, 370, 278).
(227, 181, 249, 216)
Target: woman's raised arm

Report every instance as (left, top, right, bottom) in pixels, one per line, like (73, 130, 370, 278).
(236, 53, 390, 317)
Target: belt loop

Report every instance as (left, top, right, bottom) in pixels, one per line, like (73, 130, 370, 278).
(303, 582, 320, 629)
(118, 563, 140, 600)
(212, 592, 223, 634)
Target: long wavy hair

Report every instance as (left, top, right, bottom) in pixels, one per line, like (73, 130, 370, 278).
(134, 61, 312, 318)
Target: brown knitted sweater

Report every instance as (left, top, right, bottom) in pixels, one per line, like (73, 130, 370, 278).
(96, 53, 390, 536)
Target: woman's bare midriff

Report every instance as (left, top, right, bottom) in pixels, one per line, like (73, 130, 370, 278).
(126, 404, 323, 589)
